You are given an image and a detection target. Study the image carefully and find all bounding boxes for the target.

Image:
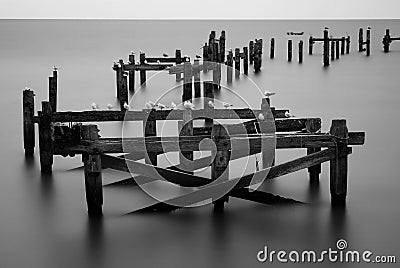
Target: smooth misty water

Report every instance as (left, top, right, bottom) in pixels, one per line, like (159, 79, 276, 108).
(0, 20, 399, 267)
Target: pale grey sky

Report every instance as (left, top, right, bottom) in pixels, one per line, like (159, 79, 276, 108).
(0, 0, 399, 19)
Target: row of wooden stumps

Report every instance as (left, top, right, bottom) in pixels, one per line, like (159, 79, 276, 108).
(286, 39, 304, 63)
(382, 29, 400, 53)
(358, 27, 371, 56)
(309, 29, 351, 67)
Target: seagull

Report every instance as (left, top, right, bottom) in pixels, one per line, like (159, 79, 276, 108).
(107, 104, 114, 110)
(91, 102, 99, 110)
(157, 60, 161, 64)
(171, 102, 177, 109)
(183, 100, 195, 110)
(285, 111, 295, 118)
(131, 51, 135, 55)
(195, 55, 202, 59)
(156, 103, 167, 110)
(123, 102, 130, 110)
(264, 91, 276, 97)
(324, 27, 329, 30)
(208, 100, 215, 108)
(258, 113, 265, 121)
(144, 60, 148, 64)
(163, 53, 168, 57)
(223, 102, 233, 109)
(53, 65, 59, 71)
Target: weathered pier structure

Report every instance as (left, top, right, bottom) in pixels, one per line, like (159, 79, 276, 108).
(22, 70, 365, 215)
(249, 39, 263, 72)
(382, 29, 400, 53)
(358, 27, 371, 56)
(309, 29, 350, 66)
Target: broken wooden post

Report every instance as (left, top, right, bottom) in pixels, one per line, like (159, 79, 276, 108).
(179, 109, 194, 175)
(331, 39, 335, 61)
(120, 74, 128, 111)
(81, 125, 103, 216)
(128, 53, 135, 92)
(249, 41, 254, 64)
(306, 118, 322, 184)
(23, 89, 35, 156)
(144, 113, 157, 166)
(336, 41, 340, 59)
(212, 124, 230, 212)
(288, 40, 293, 62)
(213, 38, 219, 64)
(194, 59, 201, 98)
(261, 98, 272, 168)
(203, 44, 209, 72)
(323, 30, 330, 67)
(204, 81, 214, 128)
(298, 40, 303, 63)
(140, 52, 146, 85)
(182, 62, 193, 102)
(49, 70, 57, 112)
(308, 36, 314, 55)
(383, 29, 390, 53)
(330, 119, 349, 206)
(115, 61, 122, 99)
(243, 46, 249, 75)
(366, 28, 371, 56)
(234, 48, 240, 78)
(219, 30, 226, 63)
(346, 36, 350, 54)
(270, 38, 275, 59)
(226, 50, 233, 84)
(254, 40, 262, 72)
(341, 37, 345, 55)
(39, 101, 53, 173)
(358, 28, 364, 52)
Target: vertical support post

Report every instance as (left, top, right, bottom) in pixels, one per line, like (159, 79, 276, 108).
(39, 101, 53, 173)
(336, 41, 340, 59)
(288, 40, 293, 62)
(258, 39, 263, 67)
(331, 39, 335, 61)
(270, 38, 275, 59)
(254, 40, 262, 73)
(178, 109, 194, 175)
(128, 53, 135, 92)
(182, 62, 193, 102)
(249, 41, 254, 64)
(115, 61, 122, 99)
(219, 30, 226, 63)
(49, 70, 57, 112)
(175, 49, 182, 81)
(226, 50, 233, 84)
(383, 29, 390, 53)
(323, 29, 330, 67)
(202, 44, 209, 72)
(243, 47, 249, 75)
(212, 124, 230, 213)
(212, 38, 219, 63)
(212, 62, 221, 91)
(204, 81, 214, 128)
(341, 37, 345, 55)
(306, 118, 322, 184)
(366, 28, 371, 56)
(329, 119, 349, 206)
(309, 36, 314, 55)
(346, 36, 350, 54)
(23, 89, 35, 156)
(140, 52, 146, 85)
(81, 125, 103, 216)
(120, 74, 128, 110)
(260, 98, 273, 168)
(358, 28, 364, 52)
(234, 48, 240, 78)
(144, 113, 157, 166)
(298, 40, 303, 63)
(194, 59, 201, 98)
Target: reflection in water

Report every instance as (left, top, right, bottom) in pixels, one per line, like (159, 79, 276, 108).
(86, 216, 105, 264)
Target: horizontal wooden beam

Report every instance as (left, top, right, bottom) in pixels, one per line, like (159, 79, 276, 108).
(34, 108, 290, 123)
(121, 64, 173, 71)
(54, 132, 365, 155)
(311, 37, 348, 42)
(144, 57, 188, 63)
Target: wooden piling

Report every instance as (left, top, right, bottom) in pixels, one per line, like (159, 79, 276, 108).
(81, 125, 103, 216)
(254, 40, 262, 72)
(341, 37, 345, 55)
(288, 40, 293, 62)
(323, 30, 329, 67)
(336, 41, 340, 59)
(115, 61, 122, 99)
(204, 81, 214, 128)
(226, 50, 233, 84)
(358, 28, 364, 52)
(219, 31, 226, 63)
(383, 29, 390, 53)
(270, 38, 275, 59)
(234, 48, 240, 78)
(243, 47, 249, 75)
(306, 118, 322, 184)
(179, 109, 194, 175)
(194, 59, 201, 98)
(331, 39, 335, 61)
(49, 70, 57, 112)
(202, 44, 209, 72)
(23, 89, 35, 156)
(212, 124, 230, 212)
(298, 40, 303, 63)
(366, 28, 371, 56)
(308, 36, 314, 55)
(249, 41, 254, 64)
(39, 101, 53, 173)
(346, 36, 350, 54)
(182, 62, 193, 102)
(144, 115, 158, 166)
(128, 53, 135, 92)
(140, 52, 147, 85)
(120, 74, 128, 110)
(330, 119, 349, 206)
(260, 98, 272, 168)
